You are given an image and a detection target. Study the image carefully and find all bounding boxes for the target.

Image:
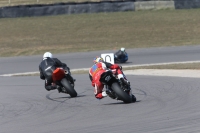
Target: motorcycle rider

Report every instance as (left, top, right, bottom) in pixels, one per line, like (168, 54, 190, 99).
(39, 52, 73, 92)
(89, 56, 130, 99)
(114, 47, 128, 63)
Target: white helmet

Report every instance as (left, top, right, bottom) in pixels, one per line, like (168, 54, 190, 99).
(121, 47, 125, 51)
(43, 52, 53, 59)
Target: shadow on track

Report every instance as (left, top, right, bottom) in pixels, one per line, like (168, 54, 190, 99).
(103, 100, 141, 105)
(46, 91, 86, 102)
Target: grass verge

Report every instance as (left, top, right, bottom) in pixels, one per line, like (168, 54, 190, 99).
(1, 9, 200, 57)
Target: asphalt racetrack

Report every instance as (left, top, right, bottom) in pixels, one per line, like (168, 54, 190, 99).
(1, 45, 200, 133)
(1, 45, 200, 75)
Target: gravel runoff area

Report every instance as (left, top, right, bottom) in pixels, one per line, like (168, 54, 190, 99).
(124, 69, 200, 78)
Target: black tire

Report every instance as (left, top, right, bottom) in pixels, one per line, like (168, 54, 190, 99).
(61, 78, 77, 97)
(111, 82, 132, 103)
(132, 94, 136, 103)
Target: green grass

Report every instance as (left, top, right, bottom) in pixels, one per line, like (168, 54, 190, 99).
(1, 9, 200, 57)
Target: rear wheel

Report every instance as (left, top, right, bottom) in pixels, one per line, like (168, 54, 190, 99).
(61, 78, 77, 97)
(132, 94, 136, 103)
(111, 82, 132, 103)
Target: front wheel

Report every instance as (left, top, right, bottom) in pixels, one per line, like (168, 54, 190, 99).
(111, 82, 132, 103)
(61, 78, 77, 97)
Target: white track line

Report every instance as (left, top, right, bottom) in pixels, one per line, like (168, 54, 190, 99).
(124, 69, 200, 78)
(1, 61, 200, 77)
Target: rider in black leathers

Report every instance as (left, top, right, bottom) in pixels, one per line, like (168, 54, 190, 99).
(39, 52, 71, 92)
(114, 47, 128, 63)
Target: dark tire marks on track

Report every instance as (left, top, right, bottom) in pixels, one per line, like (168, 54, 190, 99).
(1, 74, 200, 133)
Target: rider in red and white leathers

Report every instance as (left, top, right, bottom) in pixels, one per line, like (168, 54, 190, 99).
(89, 57, 130, 99)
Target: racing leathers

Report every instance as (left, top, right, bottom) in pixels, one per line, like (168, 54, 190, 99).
(39, 57, 71, 91)
(89, 61, 129, 99)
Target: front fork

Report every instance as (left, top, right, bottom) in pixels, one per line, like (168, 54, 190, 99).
(65, 74, 74, 87)
(119, 80, 132, 96)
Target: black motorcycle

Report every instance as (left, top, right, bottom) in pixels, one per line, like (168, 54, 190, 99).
(100, 71, 136, 103)
(114, 50, 128, 63)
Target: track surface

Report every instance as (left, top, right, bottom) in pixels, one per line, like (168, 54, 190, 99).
(1, 75, 200, 133)
(1, 45, 200, 133)
(1, 45, 200, 74)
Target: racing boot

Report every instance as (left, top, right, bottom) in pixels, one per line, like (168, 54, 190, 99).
(46, 84, 58, 91)
(102, 91, 107, 97)
(95, 91, 107, 99)
(56, 85, 62, 93)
